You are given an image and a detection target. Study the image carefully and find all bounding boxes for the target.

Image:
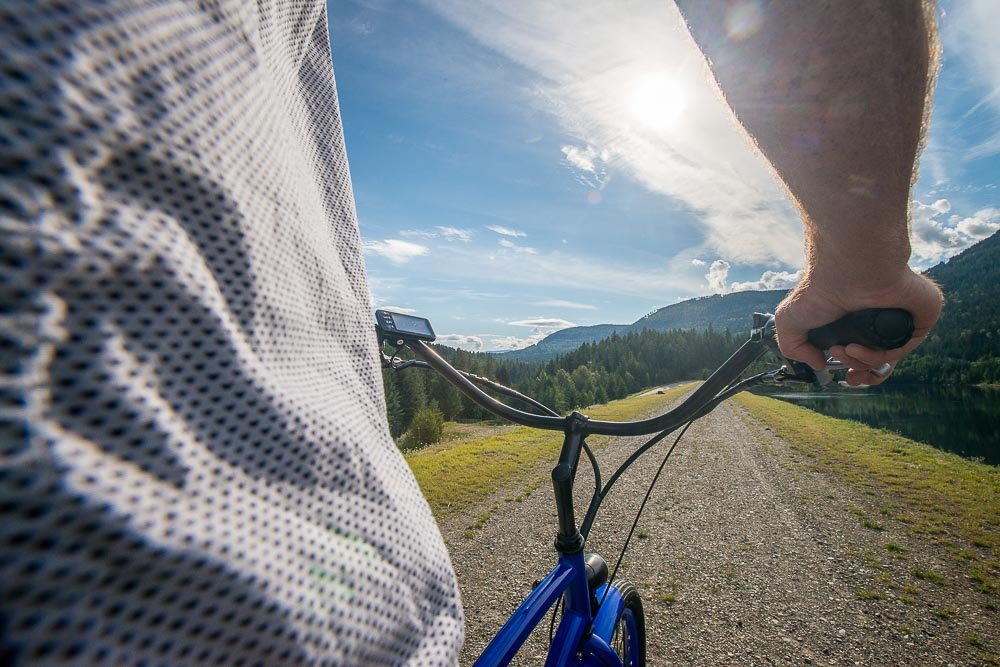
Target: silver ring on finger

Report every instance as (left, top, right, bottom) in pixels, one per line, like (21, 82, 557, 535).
(870, 362, 893, 379)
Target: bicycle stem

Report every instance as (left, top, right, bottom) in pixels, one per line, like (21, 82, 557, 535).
(553, 417, 588, 554)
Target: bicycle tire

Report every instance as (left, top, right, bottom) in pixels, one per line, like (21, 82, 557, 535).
(610, 581, 646, 667)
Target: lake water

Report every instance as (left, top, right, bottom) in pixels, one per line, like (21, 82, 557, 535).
(755, 384, 1000, 465)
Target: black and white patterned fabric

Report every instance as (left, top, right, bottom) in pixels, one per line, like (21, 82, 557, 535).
(0, 2, 463, 664)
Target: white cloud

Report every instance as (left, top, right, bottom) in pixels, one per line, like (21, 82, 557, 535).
(436, 334, 484, 350)
(561, 144, 598, 172)
(705, 259, 730, 294)
(363, 239, 429, 264)
(436, 226, 473, 242)
(399, 229, 438, 239)
(499, 238, 538, 254)
(730, 269, 801, 292)
(690, 258, 707, 267)
(423, 0, 804, 264)
(509, 318, 576, 329)
(486, 225, 527, 237)
(376, 305, 416, 314)
(488, 333, 549, 351)
(534, 299, 597, 310)
(931, 199, 951, 214)
(560, 144, 611, 189)
(956, 207, 1000, 238)
(911, 200, 962, 258)
(401, 242, 705, 301)
(400, 226, 473, 242)
(909, 199, 999, 266)
(486, 317, 577, 351)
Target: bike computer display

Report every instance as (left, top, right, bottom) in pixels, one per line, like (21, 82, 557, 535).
(375, 310, 436, 342)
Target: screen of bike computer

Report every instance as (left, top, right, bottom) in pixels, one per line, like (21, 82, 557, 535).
(392, 313, 434, 338)
(376, 310, 436, 342)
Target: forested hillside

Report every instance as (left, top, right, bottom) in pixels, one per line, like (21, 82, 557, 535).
(500, 290, 785, 363)
(894, 231, 1000, 383)
(494, 323, 632, 363)
(634, 289, 786, 332)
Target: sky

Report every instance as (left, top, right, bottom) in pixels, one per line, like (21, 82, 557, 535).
(328, 0, 1000, 352)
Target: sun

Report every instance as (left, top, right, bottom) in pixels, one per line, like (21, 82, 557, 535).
(627, 73, 687, 133)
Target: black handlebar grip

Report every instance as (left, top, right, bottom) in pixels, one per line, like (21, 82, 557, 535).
(806, 308, 914, 351)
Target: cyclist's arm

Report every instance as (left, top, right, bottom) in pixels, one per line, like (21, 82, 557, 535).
(674, 0, 943, 385)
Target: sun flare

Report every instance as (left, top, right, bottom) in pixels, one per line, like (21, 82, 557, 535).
(627, 73, 687, 133)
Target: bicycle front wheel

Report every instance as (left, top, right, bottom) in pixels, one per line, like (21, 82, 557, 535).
(610, 581, 646, 667)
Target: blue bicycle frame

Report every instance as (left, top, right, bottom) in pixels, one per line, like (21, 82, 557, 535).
(475, 549, 629, 666)
(471, 418, 640, 666)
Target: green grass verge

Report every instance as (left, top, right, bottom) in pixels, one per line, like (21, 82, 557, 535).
(406, 384, 694, 518)
(735, 392, 999, 601)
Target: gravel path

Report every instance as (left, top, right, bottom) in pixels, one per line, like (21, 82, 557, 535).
(439, 400, 996, 665)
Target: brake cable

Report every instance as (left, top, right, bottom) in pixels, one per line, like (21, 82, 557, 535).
(595, 367, 783, 607)
(599, 419, 694, 608)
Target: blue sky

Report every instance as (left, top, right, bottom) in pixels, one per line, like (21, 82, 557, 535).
(329, 0, 1000, 351)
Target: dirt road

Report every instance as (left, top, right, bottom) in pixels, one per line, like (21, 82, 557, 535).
(440, 401, 995, 665)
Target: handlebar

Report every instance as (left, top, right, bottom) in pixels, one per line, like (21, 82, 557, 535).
(380, 307, 913, 437)
(406, 332, 768, 437)
(806, 308, 914, 351)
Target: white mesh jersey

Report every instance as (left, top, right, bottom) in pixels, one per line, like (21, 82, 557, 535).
(0, 1, 463, 664)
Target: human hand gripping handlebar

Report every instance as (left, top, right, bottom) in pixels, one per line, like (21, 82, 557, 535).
(806, 308, 914, 350)
(781, 308, 914, 384)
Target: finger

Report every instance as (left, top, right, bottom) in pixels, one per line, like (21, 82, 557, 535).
(841, 333, 925, 367)
(828, 346, 894, 374)
(828, 345, 870, 370)
(911, 276, 944, 335)
(842, 343, 907, 367)
(845, 366, 891, 387)
(833, 352, 870, 369)
(778, 339, 827, 371)
(773, 304, 829, 370)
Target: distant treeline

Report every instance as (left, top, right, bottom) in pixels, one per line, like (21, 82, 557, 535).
(381, 327, 747, 440)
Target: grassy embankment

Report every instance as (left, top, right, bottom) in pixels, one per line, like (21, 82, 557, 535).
(405, 384, 694, 524)
(736, 393, 999, 612)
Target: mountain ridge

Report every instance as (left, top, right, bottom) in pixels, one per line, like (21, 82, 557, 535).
(498, 289, 787, 363)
